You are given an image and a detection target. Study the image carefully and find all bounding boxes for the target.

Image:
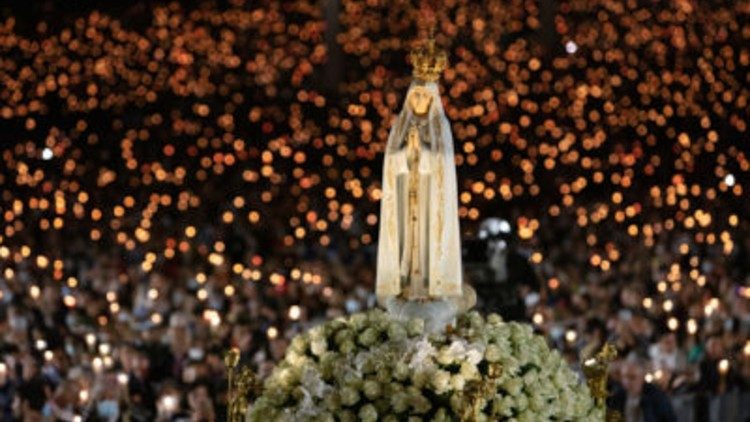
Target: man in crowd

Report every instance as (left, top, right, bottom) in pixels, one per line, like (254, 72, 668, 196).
(610, 355, 677, 422)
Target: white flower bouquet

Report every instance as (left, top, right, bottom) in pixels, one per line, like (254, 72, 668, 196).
(248, 310, 600, 421)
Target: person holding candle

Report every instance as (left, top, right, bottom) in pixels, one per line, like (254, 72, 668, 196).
(609, 354, 677, 422)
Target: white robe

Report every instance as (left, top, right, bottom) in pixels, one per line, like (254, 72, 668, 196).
(377, 82, 462, 299)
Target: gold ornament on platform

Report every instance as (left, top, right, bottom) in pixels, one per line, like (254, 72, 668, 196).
(582, 343, 621, 422)
(410, 36, 447, 82)
(459, 362, 503, 421)
(224, 347, 262, 422)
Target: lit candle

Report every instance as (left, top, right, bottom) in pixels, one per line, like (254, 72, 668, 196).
(162, 394, 178, 414)
(642, 297, 653, 309)
(92, 357, 103, 374)
(667, 317, 679, 331)
(288, 305, 301, 320)
(267, 326, 279, 339)
(117, 372, 129, 386)
(718, 359, 730, 393)
(202, 309, 221, 327)
(662, 299, 674, 312)
(99, 343, 111, 355)
(718, 359, 729, 372)
(29, 285, 40, 299)
(35, 339, 47, 351)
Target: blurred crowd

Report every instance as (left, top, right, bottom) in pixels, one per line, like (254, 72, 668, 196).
(0, 0, 749, 420)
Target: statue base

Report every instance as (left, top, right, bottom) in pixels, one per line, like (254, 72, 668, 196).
(378, 284, 477, 333)
(381, 296, 458, 333)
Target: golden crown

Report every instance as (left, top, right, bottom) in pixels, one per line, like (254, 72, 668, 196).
(410, 37, 447, 82)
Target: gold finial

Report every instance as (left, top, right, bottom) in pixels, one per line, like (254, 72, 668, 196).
(582, 343, 622, 422)
(459, 362, 503, 421)
(410, 34, 447, 82)
(224, 347, 262, 422)
(225, 347, 241, 369)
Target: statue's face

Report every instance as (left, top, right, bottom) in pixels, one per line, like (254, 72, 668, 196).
(407, 86, 432, 116)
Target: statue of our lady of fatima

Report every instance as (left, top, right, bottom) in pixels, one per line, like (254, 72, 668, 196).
(376, 36, 475, 328)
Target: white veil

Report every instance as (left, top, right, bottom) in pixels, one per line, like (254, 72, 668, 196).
(376, 81, 463, 298)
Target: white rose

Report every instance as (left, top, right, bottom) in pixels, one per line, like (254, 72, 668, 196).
(387, 322, 407, 341)
(411, 370, 430, 388)
(350, 313, 367, 330)
(309, 325, 325, 340)
(405, 386, 430, 414)
(515, 393, 528, 411)
(436, 348, 453, 366)
(522, 369, 538, 387)
(502, 378, 522, 396)
(339, 339, 356, 354)
(323, 391, 341, 411)
(459, 361, 479, 381)
(311, 339, 327, 356)
(517, 409, 535, 422)
(289, 336, 307, 354)
(432, 369, 452, 394)
(491, 397, 507, 417)
(407, 318, 424, 336)
(529, 392, 546, 411)
(363, 379, 381, 399)
(450, 374, 465, 391)
(390, 392, 409, 413)
(393, 361, 409, 381)
(358, 404, 378, 422)
(358, 327, 379, 347)
(340, 386, 360, 406)
(573, 393, 592, 416)
(334, 329, 353, 345)
(485, 344, 502, 362)
(376, 368, 391, 383)
(499, 396, 515, 417)
(465, 347, 484, 365)
(487, 313, 503, 325)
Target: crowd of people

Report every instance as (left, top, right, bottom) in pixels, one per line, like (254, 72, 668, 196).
(0, 0, 748, 420)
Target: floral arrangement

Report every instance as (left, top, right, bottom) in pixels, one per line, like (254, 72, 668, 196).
(248, 309, 601, 421)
